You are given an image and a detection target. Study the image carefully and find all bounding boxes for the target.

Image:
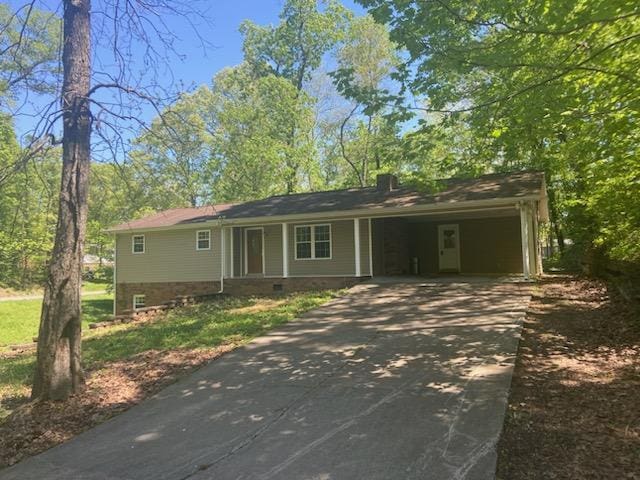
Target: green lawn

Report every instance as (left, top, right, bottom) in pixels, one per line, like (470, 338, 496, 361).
(82, 280, 111, 293)
(0, 290, 337, 420)
(0, 294, 113, 347)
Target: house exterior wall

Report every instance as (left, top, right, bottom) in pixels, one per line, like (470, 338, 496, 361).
(410, 216, 523, 274)
(264, 224, 283, 276)
(288, 219, 361, 276)
(359, 219, 371, 277)
(115, 227, 223, 284)
(114, 213, 527, 314)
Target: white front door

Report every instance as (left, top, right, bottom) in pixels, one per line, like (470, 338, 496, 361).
(438, 224, 460, 272)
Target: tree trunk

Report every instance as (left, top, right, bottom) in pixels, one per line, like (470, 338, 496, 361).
(32, 0, 91, 401)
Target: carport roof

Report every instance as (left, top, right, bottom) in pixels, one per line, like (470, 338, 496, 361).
(108, 171, 546, 232)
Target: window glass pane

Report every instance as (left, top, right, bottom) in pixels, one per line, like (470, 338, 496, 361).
(315, 241, 330, 258)
(133, 295, 145, 309)
(197, 231, 210, 249)
(296, 226, 311, 242)
(296, 242, 311, 259)
(443, 230, 456, 249)
(314, 225, 330, 241)
(133, 236, 144, 252)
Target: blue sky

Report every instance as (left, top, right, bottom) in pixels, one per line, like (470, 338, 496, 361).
(10, 0, 367, 142)
(162, 0, 365, 89)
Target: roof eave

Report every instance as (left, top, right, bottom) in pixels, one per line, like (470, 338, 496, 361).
(106, 194, 544, 234)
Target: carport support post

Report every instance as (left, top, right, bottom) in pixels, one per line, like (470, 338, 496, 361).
(519, 202, 531, 280)
(354, 218, 361, 277)
(282, 223, 289, 278)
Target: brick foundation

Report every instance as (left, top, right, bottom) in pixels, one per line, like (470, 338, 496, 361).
(116, 281, 221, 314)
(115, 277, 361, 314)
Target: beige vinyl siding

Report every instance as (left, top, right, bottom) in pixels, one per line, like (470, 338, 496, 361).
(359, 219, 371, 276)
(116, 228, 221, 283)
(289, 220, 356, 276)
(224, 227, 233, 278)
(264, 224, 283, 276)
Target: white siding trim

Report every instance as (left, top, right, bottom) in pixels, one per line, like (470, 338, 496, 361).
(282, 223, 289, 278)
(294, 224, 332, 260)
(220, 227, 225, 285)
(354, 218, 361, 277)
(132, 234, 145, 254)
(195, 229, 211, 251)
(229, 227, 234, 278)
(133, 294, 145, 310)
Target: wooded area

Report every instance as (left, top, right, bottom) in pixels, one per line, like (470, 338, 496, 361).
(0, 0, 638, 399)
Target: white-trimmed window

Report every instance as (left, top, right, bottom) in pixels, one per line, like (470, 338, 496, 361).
(295, 224, 331, 260)
(196, 230, 211, 250)
(132, 234, 145, 254)
(133, 294, 146, 310)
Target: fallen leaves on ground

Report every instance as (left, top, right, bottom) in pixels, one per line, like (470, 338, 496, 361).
(0, 345, 235, 468)
(496, 275, 640, 480)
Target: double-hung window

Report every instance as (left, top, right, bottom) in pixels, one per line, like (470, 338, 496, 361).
(133, 294, 145, 310)
(196, 230, 211, 250)
(295, 224, 331, 260)
(132, 235, 145, 254)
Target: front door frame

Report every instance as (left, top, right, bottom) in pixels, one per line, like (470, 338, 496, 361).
(244, 227, 265, 276)
(437, 223, 461, 272)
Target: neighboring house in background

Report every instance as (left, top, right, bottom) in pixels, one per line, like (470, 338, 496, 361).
(107, 172, 548, 313)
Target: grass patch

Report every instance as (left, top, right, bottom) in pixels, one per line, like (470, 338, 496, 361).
(0, 294, 113, 347)
(0, 290, 337, 420)
(81, 281, 110, 293)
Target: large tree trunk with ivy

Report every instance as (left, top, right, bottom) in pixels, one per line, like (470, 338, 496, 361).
(32, 0, 91, 401)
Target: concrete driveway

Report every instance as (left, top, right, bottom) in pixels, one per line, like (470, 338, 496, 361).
(1, 278, 531, 480)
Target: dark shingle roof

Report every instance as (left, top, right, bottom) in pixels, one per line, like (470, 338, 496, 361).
(109, 171, 545, 232)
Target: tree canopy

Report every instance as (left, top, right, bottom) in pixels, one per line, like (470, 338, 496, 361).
(359, 0, 640, 264)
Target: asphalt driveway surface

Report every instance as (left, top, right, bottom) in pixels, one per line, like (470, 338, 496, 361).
(1, 278, 531, 480)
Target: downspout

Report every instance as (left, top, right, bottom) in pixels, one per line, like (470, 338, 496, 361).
(218, 217, 225, 293)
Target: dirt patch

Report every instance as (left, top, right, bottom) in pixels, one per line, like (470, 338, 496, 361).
(0, 345, 235, 468)
(496, 276, 640, 479)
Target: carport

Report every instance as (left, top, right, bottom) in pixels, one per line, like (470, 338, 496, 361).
(370, 199, 545, 280)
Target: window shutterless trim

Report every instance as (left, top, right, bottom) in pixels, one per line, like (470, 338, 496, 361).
(294, 224, 332, 260)
(133, 294, 145, 310)
(196, 229, 211, 251)
(132, 234, 145, 254)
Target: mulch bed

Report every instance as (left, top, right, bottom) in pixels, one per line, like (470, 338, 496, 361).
(496, 275, 640, 479)
(0, 346, 235, 468)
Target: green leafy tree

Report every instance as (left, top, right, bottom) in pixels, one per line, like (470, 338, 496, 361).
(240, 0, 351, 192)
(359, 0, 640, 263)
(130, 87, 217, 208)
(0, 3, 61, 106)
(0, 117, 60, 288)
(329, 15, 401, 186)
(211, 66, 317, 200)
